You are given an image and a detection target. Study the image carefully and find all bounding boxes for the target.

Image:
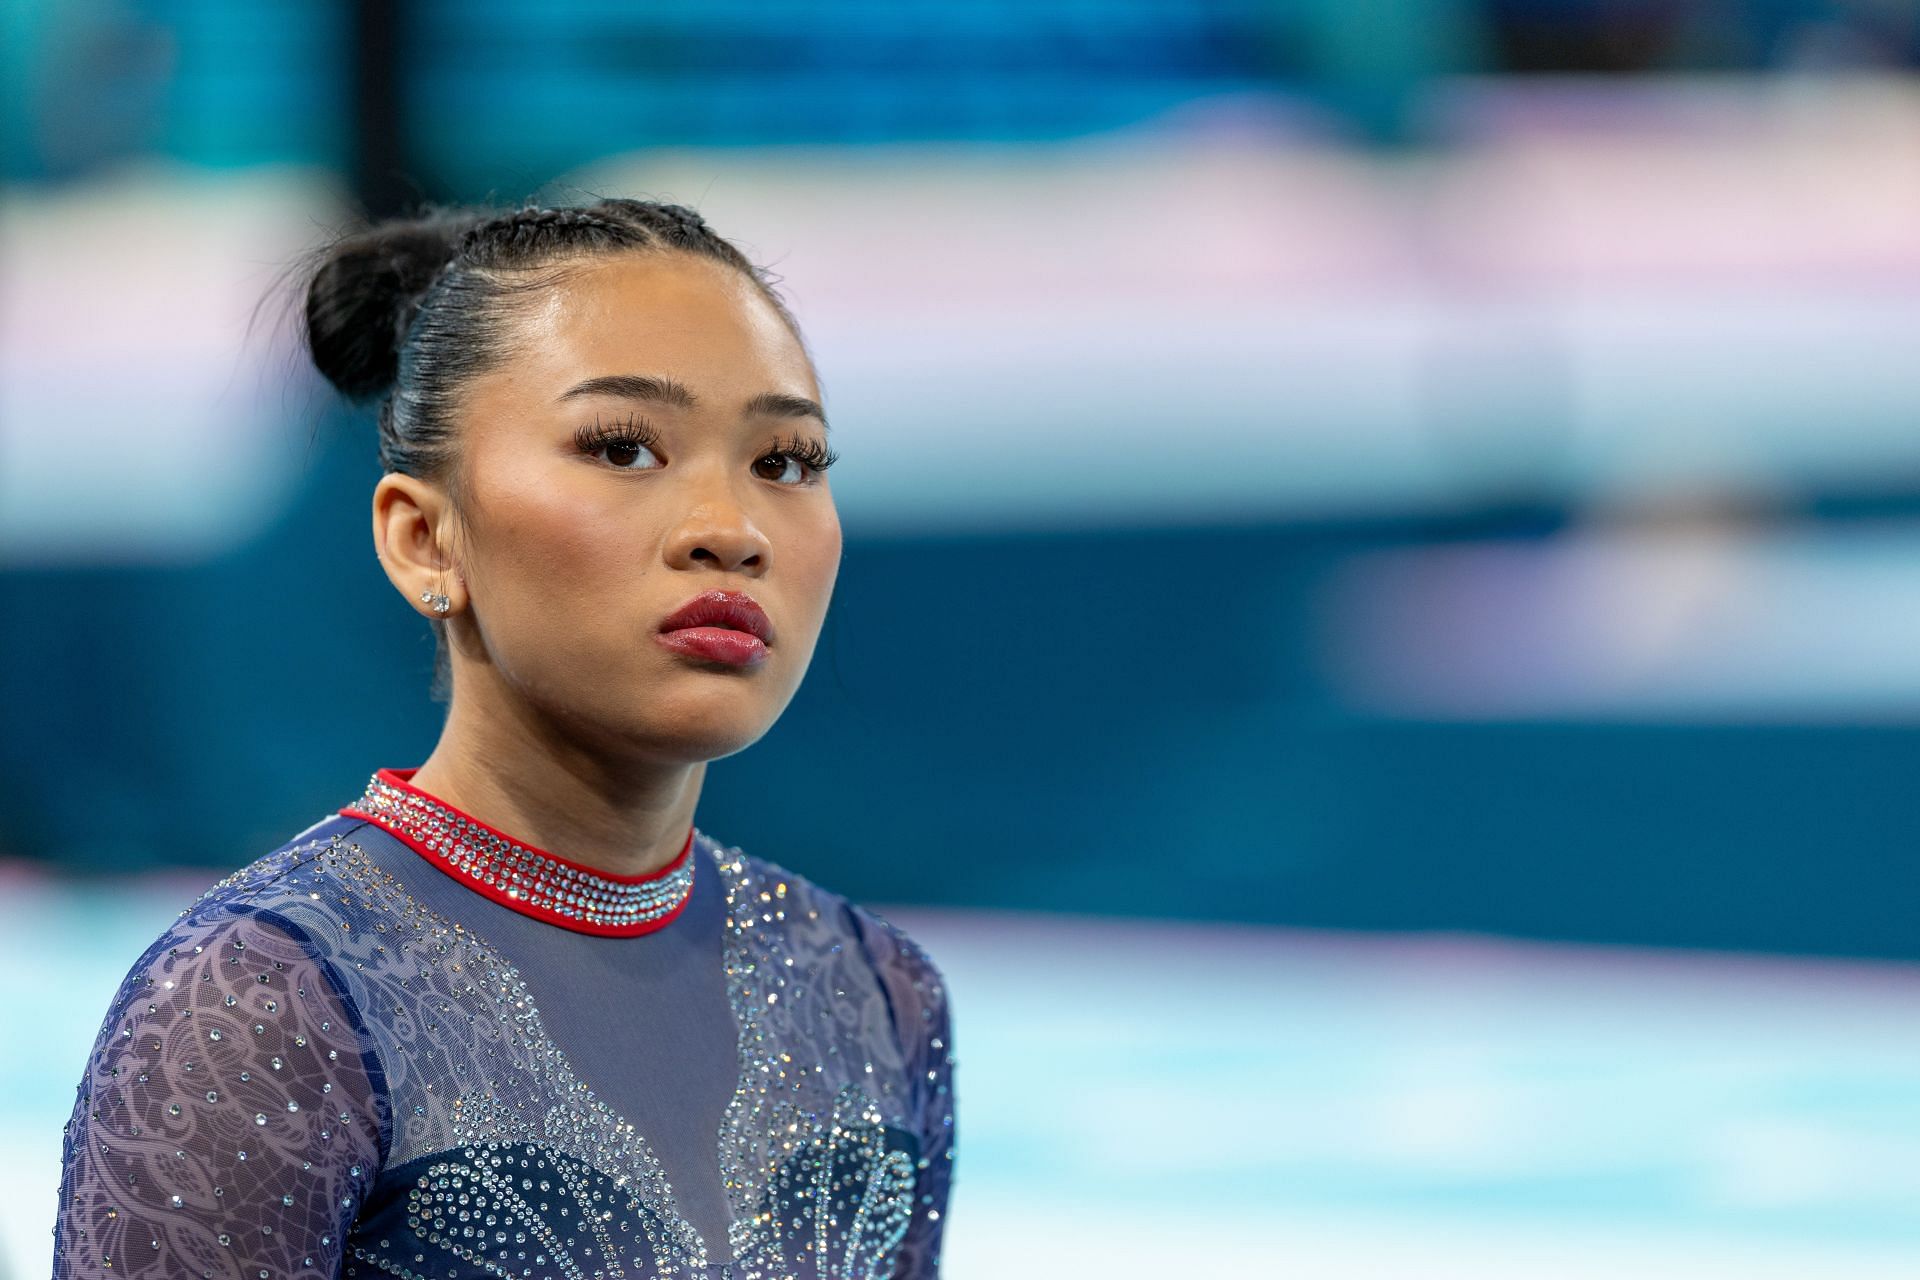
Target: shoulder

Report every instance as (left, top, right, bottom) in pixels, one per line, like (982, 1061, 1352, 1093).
(78, 814, 393, 1079)
(845, 899, 949, 1012)
(101, 814, 376, 1008)
(165, 812, 372, 937)
(706, 832, 950, 1019)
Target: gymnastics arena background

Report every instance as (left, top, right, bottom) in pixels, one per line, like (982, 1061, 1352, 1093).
(6, 3, 1920, 1276)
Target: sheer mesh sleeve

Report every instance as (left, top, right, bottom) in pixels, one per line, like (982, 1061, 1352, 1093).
(850, 908, 957, 1279)
(51, 905, 388, 1279)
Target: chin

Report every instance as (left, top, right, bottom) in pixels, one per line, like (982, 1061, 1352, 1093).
(630, 696, 778, 762)
(649, 725, 768, 765)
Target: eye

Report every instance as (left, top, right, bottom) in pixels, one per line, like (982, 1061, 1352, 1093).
(574, 417, 664, 471)
(601, 437, 660, 470)
(754, 435, 838, 486)
(753, 453, 807, 485)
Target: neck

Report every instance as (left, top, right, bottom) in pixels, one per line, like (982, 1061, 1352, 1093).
(409, 685, 706, 880)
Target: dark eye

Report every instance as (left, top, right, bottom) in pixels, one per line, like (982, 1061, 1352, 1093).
(755, 436, 838, 486)
(602, 438, 658, 470)
(753, 453, 807, 485)
(574, 417, 664, 471)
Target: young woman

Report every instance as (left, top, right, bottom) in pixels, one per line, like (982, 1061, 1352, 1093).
(50, 199, 956, 1279)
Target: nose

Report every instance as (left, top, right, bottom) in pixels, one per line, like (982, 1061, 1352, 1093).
(664, 477, 771, 574)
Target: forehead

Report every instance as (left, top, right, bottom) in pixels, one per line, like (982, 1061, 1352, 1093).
(500, 251, 816, 404)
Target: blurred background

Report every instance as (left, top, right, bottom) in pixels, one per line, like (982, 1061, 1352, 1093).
(5, 1, 1920, 1275)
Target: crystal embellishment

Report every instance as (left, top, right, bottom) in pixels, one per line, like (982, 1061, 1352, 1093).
(339, 767, 696, 937)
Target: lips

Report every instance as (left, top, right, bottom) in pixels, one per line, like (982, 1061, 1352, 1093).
(654, 590, 774, 667)
(657, 590, 773, 644)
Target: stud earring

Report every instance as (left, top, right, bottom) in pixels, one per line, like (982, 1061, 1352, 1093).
(419, 589, 452, 615)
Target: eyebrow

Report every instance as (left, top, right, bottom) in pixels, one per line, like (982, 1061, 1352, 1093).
(559, 373, 829, 432)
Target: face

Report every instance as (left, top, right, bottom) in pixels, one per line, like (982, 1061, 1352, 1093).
(416, 251, 841, 765)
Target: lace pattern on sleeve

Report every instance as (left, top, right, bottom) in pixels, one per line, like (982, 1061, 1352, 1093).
(848, 906, 957, 1279)
(52, 905, 388, 1279)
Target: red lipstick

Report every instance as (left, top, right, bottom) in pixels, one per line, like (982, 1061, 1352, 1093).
(655, 589, 773, 668)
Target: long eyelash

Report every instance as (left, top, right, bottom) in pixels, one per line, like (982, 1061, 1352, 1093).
(573, 412, 662, 459)
(573, 415, 837, 480)
(768, 434, 839, 478)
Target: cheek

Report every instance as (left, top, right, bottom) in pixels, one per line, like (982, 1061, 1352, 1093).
(791, 508, 842, 602)
(473, 469, 645, 616)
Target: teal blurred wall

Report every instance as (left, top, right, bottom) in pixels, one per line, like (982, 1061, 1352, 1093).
(5, 0, 1920, 961)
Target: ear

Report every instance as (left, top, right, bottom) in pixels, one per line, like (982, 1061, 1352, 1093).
(373, 472, 465, 617)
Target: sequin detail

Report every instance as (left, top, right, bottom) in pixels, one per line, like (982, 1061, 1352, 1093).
(341, 767, 695, 937)
(52, 820, 956, 1279)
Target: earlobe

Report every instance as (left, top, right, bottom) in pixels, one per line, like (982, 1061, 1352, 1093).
(372, 472, 463, 619)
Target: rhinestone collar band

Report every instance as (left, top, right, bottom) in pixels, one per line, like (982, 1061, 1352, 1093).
(339, 767, 697, 938)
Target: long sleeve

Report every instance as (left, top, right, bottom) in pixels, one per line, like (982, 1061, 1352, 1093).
(51, 905, 389, 1279)
(901, 964, 956, 1279)
(850, 908, 957, 1279)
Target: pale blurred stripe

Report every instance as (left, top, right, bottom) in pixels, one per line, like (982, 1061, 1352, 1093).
(6, 874, 1920, 1277)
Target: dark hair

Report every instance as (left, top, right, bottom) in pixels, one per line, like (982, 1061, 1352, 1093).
(301, 197, 810, 702)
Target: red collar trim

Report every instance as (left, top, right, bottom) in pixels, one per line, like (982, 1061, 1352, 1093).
(338, 766, 697, 938)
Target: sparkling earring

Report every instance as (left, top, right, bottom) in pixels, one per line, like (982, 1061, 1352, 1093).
(419, 589, 452, 615)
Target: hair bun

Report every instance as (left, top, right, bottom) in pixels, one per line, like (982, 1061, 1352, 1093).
(303, 211, 477, 399)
